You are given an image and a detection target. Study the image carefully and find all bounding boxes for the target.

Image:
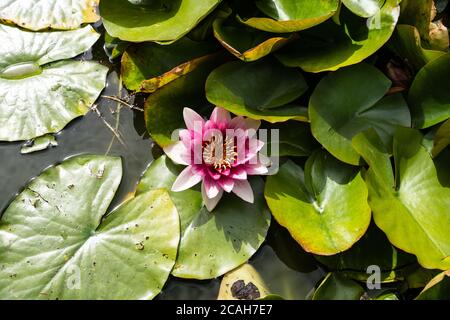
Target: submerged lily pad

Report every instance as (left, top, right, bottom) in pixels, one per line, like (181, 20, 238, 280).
(100, 0, 222, 43)
(0, 25, 108, 141)
(238, 0, 339, 33)
(265, 152, 371, 256)
(0, 0, 100, 31)
(276, 0, 400, 72)
(136, 156, 271, 280)
(352, 128, 450, 270)
(0, 155, 180, 299)
(309, 63, 411, 165)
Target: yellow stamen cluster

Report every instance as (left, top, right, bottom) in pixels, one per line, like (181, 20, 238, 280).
(203, 135, 238, 171)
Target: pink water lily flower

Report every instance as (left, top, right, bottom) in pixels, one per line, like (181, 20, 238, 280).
(164, 107, 269, 211)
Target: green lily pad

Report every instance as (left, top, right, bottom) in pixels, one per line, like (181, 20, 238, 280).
(309, 63, 411, 165)
(136, 156, 271, 280)
(276, 0, 400, 72)
(312, 273, 365, 300)
(315, 223, 417, 282)
(408, 53, 450, 129)
(389, 25, 445, 71)
(416, 270, 450, 300)
(0, 155, 180, 299)
(121, 37, 218, 92)
(352, 128, 450, 270)
(264, 152, 371, 256)
(238, 0, 339, 33)
(100, 0, 222, 43)
(342, 0, 384, 18)
(0, 25, 108, 142)
(206, 58, 308, 112)
(0, 0, 100, 31)
(213, 9, 297, 62)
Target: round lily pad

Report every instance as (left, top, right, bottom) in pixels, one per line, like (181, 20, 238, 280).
(0, 155, 180, 299)
(265, 152, 371, 256)
(136, 156, 271, 280)
(0, 25, 107, 142)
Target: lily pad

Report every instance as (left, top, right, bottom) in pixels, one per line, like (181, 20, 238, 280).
(0, 155, 180, 299)
(121, 37, 218, 92)
(0, 0, 100, 31)
(312, 273, 365, 300)
(213, 9, 297, 62)
(0, 25, 108, 141)
(238, 0, 339, 33)
(352, 128, 450, 270)
(309, 63, 411, 165)
(276, 0, 400, 72)
(408, 53, 450, 129)
(342, 0, 384, 18)
(206, 59, 308, 111)
(264, 152, 371, 256)
(100, 0, 222, 43)
(136, 156, 271, 280)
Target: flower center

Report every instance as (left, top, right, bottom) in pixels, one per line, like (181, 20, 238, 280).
(203, 136, 238, 171)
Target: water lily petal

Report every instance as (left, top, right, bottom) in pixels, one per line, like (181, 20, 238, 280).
(163, 141, 190, 165)
(231, 167, 248, 180)
(172, 165, 202, 192)
(204, 176, 221, 198)
(245, 163, 269, 175)
(232, 180, 254, 203)
(210, 107, 231, 128)
(218, 177, 235, 193)
(183, 107, 205, 131)
(202, 182, 224, 212)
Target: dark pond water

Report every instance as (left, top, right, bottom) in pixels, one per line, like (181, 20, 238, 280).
(0, 34, 324, 300)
